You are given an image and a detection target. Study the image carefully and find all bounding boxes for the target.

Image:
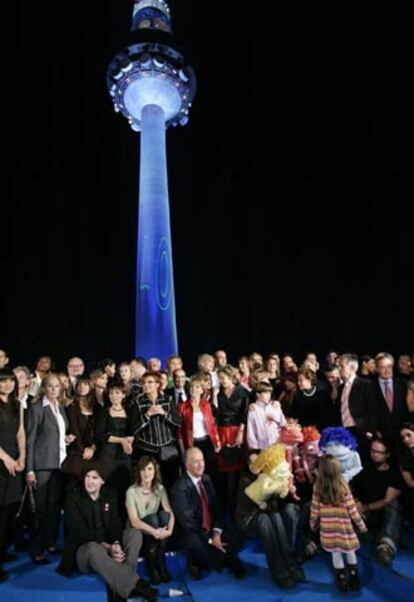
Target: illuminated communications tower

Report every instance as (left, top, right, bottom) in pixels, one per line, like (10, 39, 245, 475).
(107, 1, 196, 361)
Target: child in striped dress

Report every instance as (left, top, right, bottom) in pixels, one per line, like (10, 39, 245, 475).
(310, 455, 367, 593)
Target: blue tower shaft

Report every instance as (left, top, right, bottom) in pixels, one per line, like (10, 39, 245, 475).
(136, 104, 178, 362)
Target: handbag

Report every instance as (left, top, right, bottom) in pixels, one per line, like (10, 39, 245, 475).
(14, 484, 39, 532)
(159, 443, 179, 463)
(60, 454, 84, 480)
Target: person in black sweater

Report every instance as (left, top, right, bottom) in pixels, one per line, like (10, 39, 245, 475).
(57, 462, 157, 602)
(351, 437, 404, 568)
(291, 368, 332, 431)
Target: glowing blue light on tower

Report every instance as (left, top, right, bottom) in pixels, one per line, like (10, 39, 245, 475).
(107, 0, 196, 363)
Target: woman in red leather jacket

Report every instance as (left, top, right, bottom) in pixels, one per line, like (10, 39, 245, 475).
(177, 378, 221, 477)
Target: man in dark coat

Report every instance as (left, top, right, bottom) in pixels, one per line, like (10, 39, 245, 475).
(335, 354, 377, 462)
(171, 447, 245, 580)
(57, 462, 157, 602)
(373, 353, 409, 443)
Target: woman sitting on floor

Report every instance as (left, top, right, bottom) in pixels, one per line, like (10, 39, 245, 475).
(125, 455, 174, 586)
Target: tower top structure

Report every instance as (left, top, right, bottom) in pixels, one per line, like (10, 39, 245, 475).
(132, 0, 172, 34)
(107, 0, 196, 131)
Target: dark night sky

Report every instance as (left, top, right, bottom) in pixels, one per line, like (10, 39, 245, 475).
(3, 1, 411, 371)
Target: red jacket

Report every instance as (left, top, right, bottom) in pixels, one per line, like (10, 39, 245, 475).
(177, 399, 220, 449)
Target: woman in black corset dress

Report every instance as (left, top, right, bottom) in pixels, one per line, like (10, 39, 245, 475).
(95, 381, 133, 520)
(0, 369, 25, 582)
(216, 366, 250, 515)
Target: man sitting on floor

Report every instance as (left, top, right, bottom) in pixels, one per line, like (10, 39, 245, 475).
(57, 462, 157, 602)
(171, 447, 246, 580)
(351, 437, 404, 568)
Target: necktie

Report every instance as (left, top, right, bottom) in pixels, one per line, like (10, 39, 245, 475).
(341, 381, 354, 427)
(177, 392, 183, 404)
(197, 479, 211, 533)
(383, 381, 394, 413)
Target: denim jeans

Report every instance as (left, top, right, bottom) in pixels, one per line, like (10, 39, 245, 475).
(364, 499, 403, 554)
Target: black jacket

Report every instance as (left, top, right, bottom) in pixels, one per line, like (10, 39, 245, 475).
(372, 378, 408, 440)
(165, 385, 190, 405)
(57, 486, 123, 576)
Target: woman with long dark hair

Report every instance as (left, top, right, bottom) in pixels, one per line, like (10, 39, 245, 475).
(95, 381, 133, 521)
(0, 369, 25, 582)
(215, 366, 250, 515)
(63, 378, 98, 489)
(126, 455, 174, 585)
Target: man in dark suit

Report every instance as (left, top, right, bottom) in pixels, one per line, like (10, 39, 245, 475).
(373, 353, 409, 443)
(57, 463, 157, 602)
(171, 447, 245, 580)
(335, 354, 377, 461)
(66, 356, 86, 396)
(165, 369, 190, 405)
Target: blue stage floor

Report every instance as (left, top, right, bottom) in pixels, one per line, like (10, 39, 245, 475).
(2, 535, 413, 602)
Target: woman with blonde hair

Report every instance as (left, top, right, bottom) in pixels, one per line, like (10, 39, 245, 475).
(197, 353, 220, 389)
(25, 373, 74, 564)
(177, 378, 221, 476)
(57, 372, 73, 407)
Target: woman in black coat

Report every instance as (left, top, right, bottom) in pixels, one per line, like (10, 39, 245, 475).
(57, 462, 156, 602)
(0, 369, 25, 582)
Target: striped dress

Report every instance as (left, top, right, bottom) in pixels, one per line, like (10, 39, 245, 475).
(310, 491, 366, 552)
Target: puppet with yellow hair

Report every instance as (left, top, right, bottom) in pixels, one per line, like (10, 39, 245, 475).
(244, 443, 296, 507)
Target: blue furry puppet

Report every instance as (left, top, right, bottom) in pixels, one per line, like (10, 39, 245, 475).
(319, 427, 362, 483)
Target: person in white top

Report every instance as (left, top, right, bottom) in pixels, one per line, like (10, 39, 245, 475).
(247, 382, 287, 450)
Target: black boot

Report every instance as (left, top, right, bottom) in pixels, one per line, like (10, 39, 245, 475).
(105, 584, 126, 602)
(146, 544, 161, 586)
(156, 541, 172, 583)
(348, 564, 361, 591)
(334, 568, 348, 593)
(129, 578, 158, 601)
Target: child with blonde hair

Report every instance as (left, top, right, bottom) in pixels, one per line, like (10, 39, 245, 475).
(310, 455, 367, 593)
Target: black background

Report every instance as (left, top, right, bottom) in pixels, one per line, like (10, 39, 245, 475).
(3, 1, 411, 371)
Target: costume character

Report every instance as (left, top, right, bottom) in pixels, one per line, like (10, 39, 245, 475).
(319, 427, 362, 483)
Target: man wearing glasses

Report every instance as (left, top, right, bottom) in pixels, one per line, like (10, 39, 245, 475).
(351, 437, 404, 568)
(66, 357, 85, 395)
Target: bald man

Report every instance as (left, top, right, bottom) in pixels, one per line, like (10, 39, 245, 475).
(171, 447, 245, 580)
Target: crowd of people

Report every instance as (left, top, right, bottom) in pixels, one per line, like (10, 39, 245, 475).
(0, 346, 413, 600)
